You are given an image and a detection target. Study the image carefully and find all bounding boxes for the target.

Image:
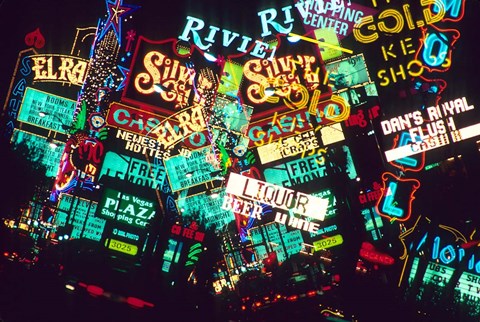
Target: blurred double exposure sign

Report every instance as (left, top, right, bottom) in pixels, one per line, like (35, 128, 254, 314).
(324, 54, 371, 92)
(256, 130, 320, 164)
(249, 223, 304, 263)
(55, 194, 106, 242)
(123, 37, 224, 116)
(11, 129, 65, 178)
(226, 173, 328, 221)
(98, 151, 167, 190)
(176, 190, 235, 232)
(164, 146, 220, 191)
(239, 35, 332, 122)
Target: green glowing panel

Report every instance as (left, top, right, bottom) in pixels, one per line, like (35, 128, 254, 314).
(409, 258, 480, 304)
(211, 95, 252, 134)
(164, 146, 219, 191)
(249, 223, 304, 263)
(99, 151, 166, 190)
(176, 189, 235, 231)
(106, 238, 138, 256)
(17, 87, 75, 133)
(55, 194, 105, 241)
(217, 61, 244, 98)
(409, 258, 453, 289)
(314, 28, 343, 61)
(325, 53, 371, 92)
(11, 129, 65, 178)
(313, 234, 344, 251)
(97, 188, 156, 229)
(312, 189, 337, 219)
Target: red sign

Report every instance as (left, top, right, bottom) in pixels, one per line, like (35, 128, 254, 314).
(359, 242, 394, 266)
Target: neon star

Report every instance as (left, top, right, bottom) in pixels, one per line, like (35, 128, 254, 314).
(101, 0, 140, 44)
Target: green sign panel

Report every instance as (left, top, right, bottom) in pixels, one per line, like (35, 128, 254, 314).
(55, 194, 106, 241)
(11, 129, 65, 178)
(97, 188, 156, 229)
(164, 146, 219, 191)
(106, 238, 138, 256)
(249, 223, 304, 263)
(313, 234, 343, 251)
(17, 87, 75, 133)
(176, 189, 235, 231)
(99, 151, 167, 190)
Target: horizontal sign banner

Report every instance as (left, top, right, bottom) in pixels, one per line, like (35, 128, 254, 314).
(226, 173, 328, 220)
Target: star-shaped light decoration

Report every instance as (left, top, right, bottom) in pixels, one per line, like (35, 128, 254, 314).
(101, 0, 140, 45)
(116, 65, 129, 91)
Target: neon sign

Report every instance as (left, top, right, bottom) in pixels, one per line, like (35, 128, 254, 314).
(376, 172, 420, 222)
(106, 238, 138, 256)
(98, 151, 167, 190)
(123, 37, 222, 117)
(353, 0, 445, 44)
(359, 241, 394, 265)
(97, 188, 156, 229)
(171, 222, 205, 242)
(226, 172, 328, 221)
(30, 54, 88, 86)
(17, 87, 75, 133)
(382, 96, 477, 162)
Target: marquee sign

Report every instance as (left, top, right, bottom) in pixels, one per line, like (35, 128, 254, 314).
(97, 188, 156, 229)
(17, 87, 75, 133)
(164, 146, 219, 191)
(122, 37, 223, 116)
(55, 194, 106, 242)
(382, 96, 478, 162)
(226, 172, 328, 221)
(30, 54, 89, 86)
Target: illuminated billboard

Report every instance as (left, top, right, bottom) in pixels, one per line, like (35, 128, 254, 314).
(177, 190, 235, 232)
(99, 151, 167, 191)
(382, 97, 479, 162)
(17, 87, 75, 133)
(226, 172, 329, 222)
(164, 146, 220, 191)
(97, 188, 156, 229)
(55, 194, 106, 242)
